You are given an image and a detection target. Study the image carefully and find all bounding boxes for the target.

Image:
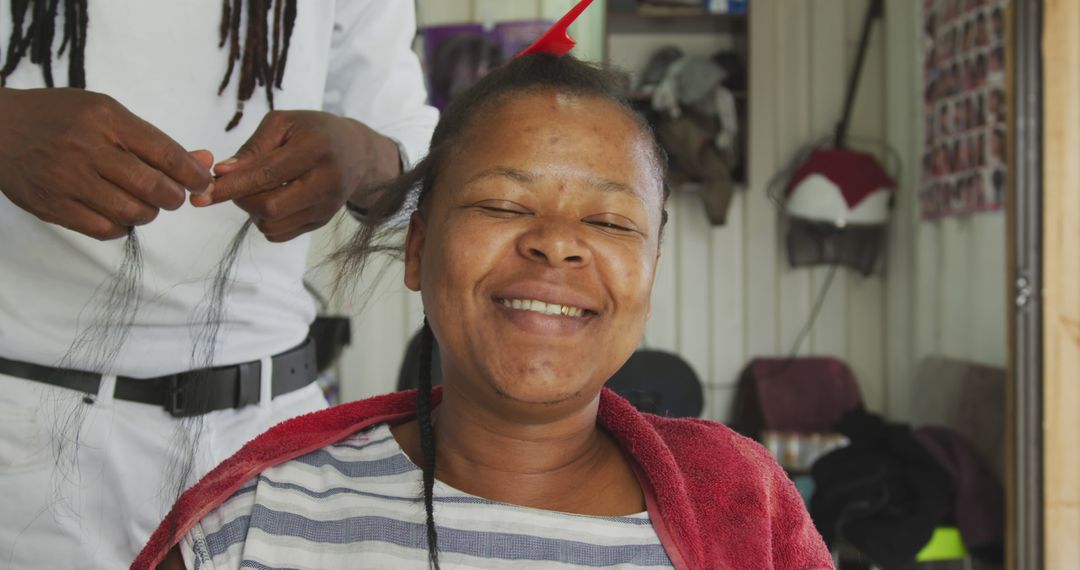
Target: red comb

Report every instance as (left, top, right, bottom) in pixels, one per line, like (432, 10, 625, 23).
(515, 0, 595, 58)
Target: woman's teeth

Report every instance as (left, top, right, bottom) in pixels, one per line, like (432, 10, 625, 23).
(500, 298, 586, 317)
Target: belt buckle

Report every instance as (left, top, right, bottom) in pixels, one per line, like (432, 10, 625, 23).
(165, 375, 198, 418)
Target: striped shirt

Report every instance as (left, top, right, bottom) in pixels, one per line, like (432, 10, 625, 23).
(180, 423, 675, 569)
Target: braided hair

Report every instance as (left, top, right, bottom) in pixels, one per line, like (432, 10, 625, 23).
(416, 317, 439, 568)
(331, 53, 670, 569)
(0, 0, 297, 130)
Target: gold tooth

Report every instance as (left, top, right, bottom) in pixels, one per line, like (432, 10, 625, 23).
(561, 305, 570, 316)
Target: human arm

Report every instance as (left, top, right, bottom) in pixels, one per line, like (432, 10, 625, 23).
(0, 87, 212, 240)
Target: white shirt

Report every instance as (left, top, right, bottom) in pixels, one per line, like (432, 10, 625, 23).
(0, 1, 438, 377)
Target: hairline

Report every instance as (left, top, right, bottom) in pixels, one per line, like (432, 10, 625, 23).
(421, 86, 665, 212)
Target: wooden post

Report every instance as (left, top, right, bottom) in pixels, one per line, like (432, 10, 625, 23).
(1042, 0, 1080, 567)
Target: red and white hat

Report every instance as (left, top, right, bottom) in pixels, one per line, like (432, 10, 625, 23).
(784, 148, 896, 227)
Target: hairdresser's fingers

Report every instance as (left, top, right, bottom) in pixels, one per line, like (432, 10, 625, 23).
(97, 151, 187, 211)
(262, 217, 328, 244)
(78, 175, 161, 228)
(197, 144, 317, 206)
(250, 203, 337, 243)
(118, 112, 213, 193)
(200, 110, 307, 205)
(187, 150, 215, 195)
(47, 199, 129, 241)
(263, 220, 326, 242)
(189, 149, 215, 171)
(251, 206, 313, 241)
(213, 111, 291, 176)
(232, 170, 339, 222)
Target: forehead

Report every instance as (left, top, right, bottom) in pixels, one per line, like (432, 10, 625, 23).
(472, 91, 645, 151)
(440, 91, 660, 199)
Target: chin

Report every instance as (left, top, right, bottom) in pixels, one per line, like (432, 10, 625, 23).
(487, 366, 596, 406)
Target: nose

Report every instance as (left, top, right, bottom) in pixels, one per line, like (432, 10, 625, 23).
(516, 218, 592, 268)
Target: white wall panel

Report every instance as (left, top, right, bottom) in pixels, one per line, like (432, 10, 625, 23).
(743, 0, 782, 363)
(645, 189, 680, 353)
(807, 0, 848, 359)
(883, 0, 919, 421)
(675, 191, 713, 388)
(709, 193, 745, 390)
(775, 0, 815, 358)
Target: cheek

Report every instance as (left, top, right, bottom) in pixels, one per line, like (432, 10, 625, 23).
(602, 244, 658, 317)
(420, 216, 514, 301)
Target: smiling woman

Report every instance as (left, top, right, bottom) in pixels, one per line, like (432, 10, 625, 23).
(134, 54, 833, 570)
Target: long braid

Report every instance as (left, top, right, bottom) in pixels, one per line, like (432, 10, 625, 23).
(225, 0, 258, 131)
(67, 0, 86, 87)
(275, 0, 295, 88)
(1, 0, 35, 84)
(268, 0, 283, 105)
(417, 318, 440, 569)
(217, 0, 231, 49)
(256, 0, 272, 110)
(28, 0, 57, 87)
(220, 0, 298, 131)
(218, 0, 242, 95)
(2, 0, 85, 88)
(58, 0, 72, 54)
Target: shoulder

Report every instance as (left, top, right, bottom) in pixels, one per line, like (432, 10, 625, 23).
(646, 415, 787, 488)
(132, 390, 429, 570)
(641, 414, 831, 568)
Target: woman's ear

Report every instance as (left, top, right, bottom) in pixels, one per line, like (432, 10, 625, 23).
(404, 211, 427, 292)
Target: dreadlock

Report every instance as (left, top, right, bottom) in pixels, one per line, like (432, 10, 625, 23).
(0, 0, 85, 87)
(0, 0, 297, 131)
(329, 53, 671, 570)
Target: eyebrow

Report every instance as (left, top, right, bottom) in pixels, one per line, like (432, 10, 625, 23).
(465, 166, 536, 187)
(463, 166, 638, 198)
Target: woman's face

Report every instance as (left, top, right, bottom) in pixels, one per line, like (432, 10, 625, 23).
(405, 91, 664, 408)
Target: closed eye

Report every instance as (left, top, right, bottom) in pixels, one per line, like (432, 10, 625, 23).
(586, 220, 634, 232)
(582, 213, 643, 236)
(472, 200, 533, 217)
(481, 206, 531, 215)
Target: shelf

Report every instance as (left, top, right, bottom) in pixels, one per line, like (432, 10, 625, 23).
(614, 4, 746, 18)
(603, 2, 750, 189)
(606, 9, 746, 34)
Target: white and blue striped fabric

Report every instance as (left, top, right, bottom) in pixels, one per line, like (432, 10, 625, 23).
(180, 423, 675, 569)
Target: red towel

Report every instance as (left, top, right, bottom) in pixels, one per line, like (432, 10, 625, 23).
(133, 388, 832, 570)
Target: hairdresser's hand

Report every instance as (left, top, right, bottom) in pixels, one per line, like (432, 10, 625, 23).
(0, 87, 213, 240)
(200, 110, 401, 242)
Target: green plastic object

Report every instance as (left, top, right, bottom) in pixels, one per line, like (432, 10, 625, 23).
(792, 474, 815, 505)
(915, 526, 968, 562)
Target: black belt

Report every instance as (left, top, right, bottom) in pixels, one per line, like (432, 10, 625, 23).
(0, 338, 318, 417)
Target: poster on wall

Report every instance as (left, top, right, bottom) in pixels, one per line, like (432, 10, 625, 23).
(920, 0, 1007, 220)
(422, 20, 552, 111)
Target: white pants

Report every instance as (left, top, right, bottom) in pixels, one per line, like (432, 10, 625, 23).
(0, 367, 328, 569)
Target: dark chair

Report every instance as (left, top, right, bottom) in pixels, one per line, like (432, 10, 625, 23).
(604, 349, 703, 418)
